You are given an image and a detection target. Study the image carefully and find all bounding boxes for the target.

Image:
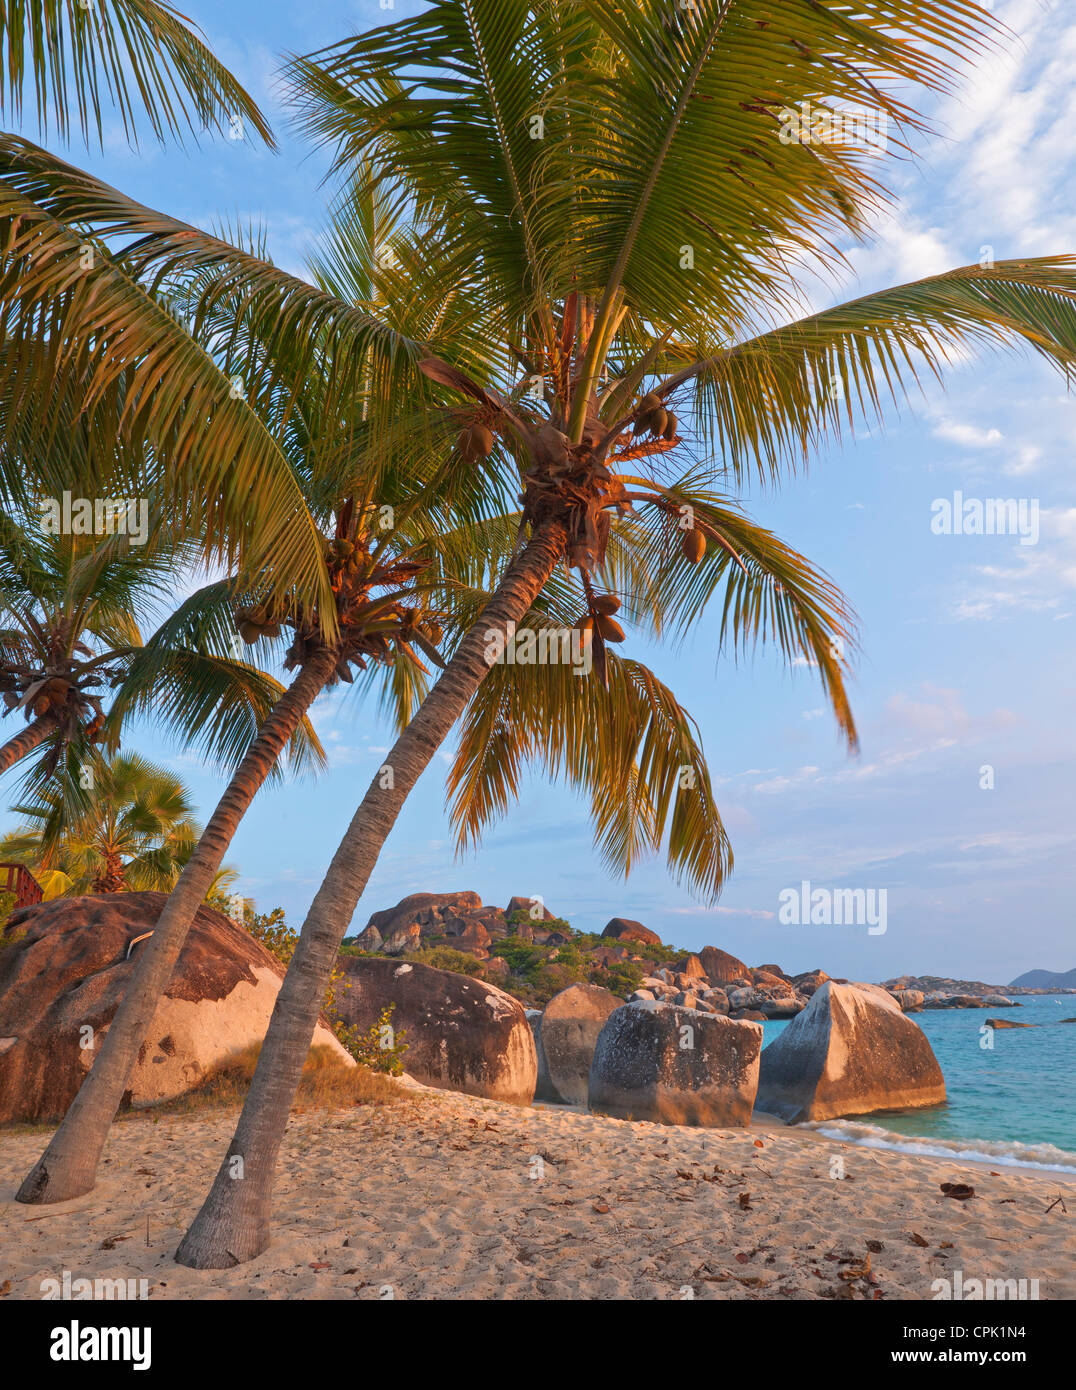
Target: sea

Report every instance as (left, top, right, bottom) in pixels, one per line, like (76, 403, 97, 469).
(761, 994, 1076, 1175)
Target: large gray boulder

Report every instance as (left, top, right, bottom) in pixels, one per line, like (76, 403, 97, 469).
(533, 983, 622, 1105)
(0, 892, 349, 1125)
(334, 956, 536, 1104)
(756, 981, 946, 1123)
(588, 1002, 763, 1127)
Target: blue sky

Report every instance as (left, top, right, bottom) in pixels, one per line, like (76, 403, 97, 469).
(2, 0, 1073, 986)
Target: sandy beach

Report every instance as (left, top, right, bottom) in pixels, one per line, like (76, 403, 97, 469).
(2, 1082, 1072, 1301)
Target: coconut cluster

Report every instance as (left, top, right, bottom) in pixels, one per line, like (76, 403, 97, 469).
(632, 391, 678, 442)
(0, 659, 108, 742)
(575, 592, 626, 644)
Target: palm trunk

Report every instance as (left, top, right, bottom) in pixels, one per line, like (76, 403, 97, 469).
(175, 524, 566, 1269)
(0, 712, 60, 775)
(15, 646, 339, 1206)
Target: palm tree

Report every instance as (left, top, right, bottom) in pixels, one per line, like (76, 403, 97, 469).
(0, 0, 273, 147)
(9, 187, 529, 1204)
(1, 751, 206, 894)
(0, 512, 324, 782)
(166, 0, 1076, 1267)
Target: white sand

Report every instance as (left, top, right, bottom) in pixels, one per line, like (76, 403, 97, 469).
(2, 1084, 1072, 1300)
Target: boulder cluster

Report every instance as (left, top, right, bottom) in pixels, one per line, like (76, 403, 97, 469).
(0, 890, 968, 1133)
(628, 956, 831, 1021)
(350, 890, 569, 976)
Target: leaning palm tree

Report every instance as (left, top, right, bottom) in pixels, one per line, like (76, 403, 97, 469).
(1, 750, 203, 894)
(9, 149, 863, 1212)
(162, 0, 1076, 1266)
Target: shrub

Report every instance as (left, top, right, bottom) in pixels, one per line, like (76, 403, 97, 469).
(242, 906, 297, 967)
(332, 1002, 409, 1076)
(410, 944, 486, 977)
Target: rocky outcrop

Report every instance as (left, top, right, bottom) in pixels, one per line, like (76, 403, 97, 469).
(506, 896, 555, 922)
(698, 946, 750, 984)
(601, 917, 661, 946)
(888, 988, 925, 1013)
(351, 891, 560, 960)
(756, 982, 945, 1123)
(530, 983, 621, 1105)
(0, 892, 348, 1125)
(334, 956, 536, 1103)
(673, 954, 707, 981)
(588, 1002, 762, 1126)
(790, 969, 829, 997)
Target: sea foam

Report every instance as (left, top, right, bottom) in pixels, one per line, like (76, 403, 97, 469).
(799, 1119, 1076, 1174)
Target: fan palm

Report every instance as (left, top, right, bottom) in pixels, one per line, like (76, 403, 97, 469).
(1, 750, 205, 894)
(161, 0, 1076, 1267)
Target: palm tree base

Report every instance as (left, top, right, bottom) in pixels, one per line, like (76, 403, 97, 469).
(175, 1174, 271, 1269)
(15, 1157, 97, 1206)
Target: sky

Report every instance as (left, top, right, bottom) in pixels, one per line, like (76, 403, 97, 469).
(1, 0, 1073, 986)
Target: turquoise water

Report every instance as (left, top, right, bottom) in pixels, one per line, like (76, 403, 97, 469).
(761, 994, 1076, 1172)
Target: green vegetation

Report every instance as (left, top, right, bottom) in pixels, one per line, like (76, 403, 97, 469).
(331, 1003, 408, 1077)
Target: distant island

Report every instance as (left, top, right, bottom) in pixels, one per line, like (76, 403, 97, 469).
(1009, 967, 1076, 990)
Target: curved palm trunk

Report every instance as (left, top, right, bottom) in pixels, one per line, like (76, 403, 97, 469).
(175, 525, 566, 1269)
(15, 646, 339, 1205)
(0, 712, 60, 775)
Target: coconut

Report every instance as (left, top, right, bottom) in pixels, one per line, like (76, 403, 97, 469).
(596, 615, 626, 643)
(681, 528, 706, 564)
(460, 423, 494, 461)
(592, 594, 621, 616)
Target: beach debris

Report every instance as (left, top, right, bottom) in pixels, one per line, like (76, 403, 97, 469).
(910, 1232, 930, 1247)
(866, 1239, 884, 1253)
(734, 1252, 752, 1264)
(838, 1254, 871, 1281)
(592, 1202, 611, 1214)
(940, 1182, 975, 1201)
(1045, 1193, 1068, 1215)
(753, 1139, 765, 1148)
(309, 1262, 332, 1272)
(98, 1235, 130, 1250)
(738, 1191, 753, 1210)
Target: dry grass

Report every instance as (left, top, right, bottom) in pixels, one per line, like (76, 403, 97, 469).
(0, 1046, 406, 1136)
(141, 1045, 404, 1118)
